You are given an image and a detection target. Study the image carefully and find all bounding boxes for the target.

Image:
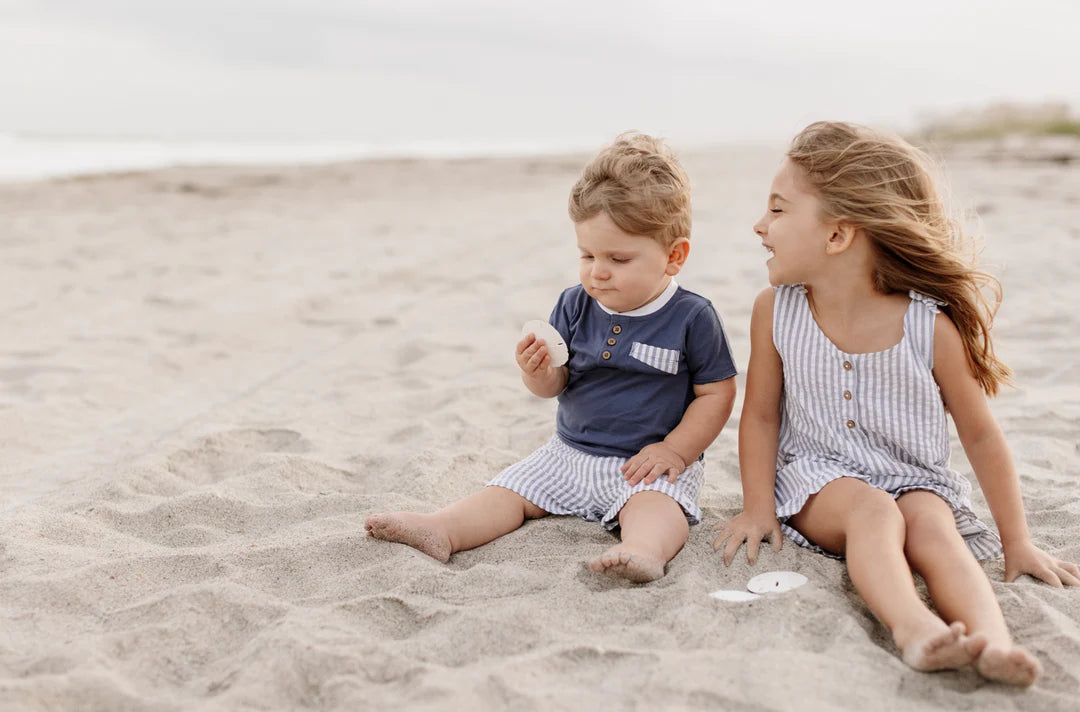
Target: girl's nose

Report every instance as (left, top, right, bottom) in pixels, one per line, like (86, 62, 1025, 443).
(753, 218, 767, 237)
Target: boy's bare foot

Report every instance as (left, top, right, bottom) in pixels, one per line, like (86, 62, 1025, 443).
(897, 621, 983, 672)
(976, 645, 1042, 687)
(588, 546, 665, 583)
(364, 513, 452, 563)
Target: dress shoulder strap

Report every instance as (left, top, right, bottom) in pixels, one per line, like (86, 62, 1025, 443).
(906, 291, 944, 368)
(772, 284, 808, 355)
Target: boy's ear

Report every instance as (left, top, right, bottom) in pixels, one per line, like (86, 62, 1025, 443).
(665, 238, 690, 275)
(825, 221, 857, 255)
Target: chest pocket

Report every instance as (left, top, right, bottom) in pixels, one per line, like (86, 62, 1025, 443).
(629, 342, 681, 375)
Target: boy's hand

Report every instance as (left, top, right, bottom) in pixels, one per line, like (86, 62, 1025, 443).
(712, 511, 782, 566)
(516, 333, 554, 376)
(621, 442, 687, 486)
(1003, 540, 1080, 587)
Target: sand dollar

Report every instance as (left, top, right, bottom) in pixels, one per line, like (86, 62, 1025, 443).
(521, 320, 569, 367)
(709, 589, 760, 602)
(746, 571, 808, 594)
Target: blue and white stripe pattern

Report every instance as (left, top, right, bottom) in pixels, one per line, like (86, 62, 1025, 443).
(772, 285, 1002, 560)
(629, 341, 682, 375)
(488, 435, 704, 529)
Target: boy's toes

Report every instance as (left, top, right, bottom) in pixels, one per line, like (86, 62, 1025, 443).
(588, 547, 664, 583)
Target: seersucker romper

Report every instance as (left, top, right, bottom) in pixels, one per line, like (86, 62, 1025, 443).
(771, 285, 1002, 560)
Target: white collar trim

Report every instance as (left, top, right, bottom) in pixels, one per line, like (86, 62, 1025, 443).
(595, 278, 679, 317)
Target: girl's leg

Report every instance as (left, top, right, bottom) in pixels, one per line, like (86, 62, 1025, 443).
(365, 485, 548, 562)
(788, 477, 981, 671)
(898, 491, 1041, 686)
(589, 490, 689, 583)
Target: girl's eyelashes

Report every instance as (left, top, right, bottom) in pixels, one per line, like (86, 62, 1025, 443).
(770, 208, 782, 214)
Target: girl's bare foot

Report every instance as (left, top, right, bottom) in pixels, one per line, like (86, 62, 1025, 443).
(976, 645, 1042, 687)
(364, 512, 452, 563)
(588, 545, 665, 583)
(897, 621, 983, 672)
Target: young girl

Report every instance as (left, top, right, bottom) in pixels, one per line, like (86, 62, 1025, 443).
(366, 133, 738, 583)
(714, 121, 1079, 686)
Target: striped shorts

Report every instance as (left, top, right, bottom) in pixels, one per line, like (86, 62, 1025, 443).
(487, 435, 705, 530)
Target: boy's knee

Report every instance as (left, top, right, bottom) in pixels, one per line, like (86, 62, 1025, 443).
(618, 491, 688, 529)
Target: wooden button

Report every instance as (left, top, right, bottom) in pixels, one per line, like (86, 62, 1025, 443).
(843, 361, 852, 370)
(612, 325, 622, 334)
(607, 337, 616, 346)
(601, 350, 611, 360)
(843, 391, 852, 400)
(845, 419, 855, 429)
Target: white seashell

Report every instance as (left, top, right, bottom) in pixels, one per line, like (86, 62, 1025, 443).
(709, 589, 760, 602)
(746, 571, 808, 594)
(521, 320, 569, 367)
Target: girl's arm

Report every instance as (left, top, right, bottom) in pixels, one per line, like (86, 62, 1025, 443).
(713, 287, 784, 565)
(933, 314, 1080, 587)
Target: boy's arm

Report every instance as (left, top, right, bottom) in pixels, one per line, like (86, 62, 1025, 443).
(713, 287, 784, 565)
(933, 314, 1080, 586)
(667, 377, 737, 463)
(619, 378, 735, 485)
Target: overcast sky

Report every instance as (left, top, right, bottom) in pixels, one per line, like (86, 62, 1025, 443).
(1, 0, 1078, 147)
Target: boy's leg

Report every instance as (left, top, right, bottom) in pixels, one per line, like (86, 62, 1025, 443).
(898, 491, 1041, 686)
(365, 485, 547, 563)
(788, 477, 982, 672)
(589, 490, 689, 583)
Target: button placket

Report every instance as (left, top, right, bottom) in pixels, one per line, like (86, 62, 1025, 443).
(604, 322, 622, 361)
(841, 357, 857, 431)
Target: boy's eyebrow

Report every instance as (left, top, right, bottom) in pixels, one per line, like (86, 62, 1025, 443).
(578, 245, 639, 255)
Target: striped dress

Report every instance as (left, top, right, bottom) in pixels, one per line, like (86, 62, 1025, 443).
(772, 285, 1002, 560)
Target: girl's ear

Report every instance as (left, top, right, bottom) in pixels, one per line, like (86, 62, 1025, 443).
(825, 221, 857, 255)
(666, 238, 691, 275)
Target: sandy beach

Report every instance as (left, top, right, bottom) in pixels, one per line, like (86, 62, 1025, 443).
(1, 140, 1079, 710)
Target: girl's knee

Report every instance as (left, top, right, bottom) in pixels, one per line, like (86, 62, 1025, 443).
(902, 508, 963, 560)
(848, 488, 903, 531)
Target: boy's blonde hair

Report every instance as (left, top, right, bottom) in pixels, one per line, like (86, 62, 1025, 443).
(568, 132, 691, 246)
(787, 121, 1011, 396)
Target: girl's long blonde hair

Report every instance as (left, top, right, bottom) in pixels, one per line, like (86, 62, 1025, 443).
(788, 121, 1012, 396)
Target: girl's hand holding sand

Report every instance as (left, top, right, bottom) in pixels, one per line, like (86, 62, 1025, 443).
(1003, 540, 1080, 587)
(620, 442, 687, 486)
(711, 510, 782, 566)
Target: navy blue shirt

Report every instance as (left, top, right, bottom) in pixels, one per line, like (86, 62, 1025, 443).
(549, 282, 737, 458)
